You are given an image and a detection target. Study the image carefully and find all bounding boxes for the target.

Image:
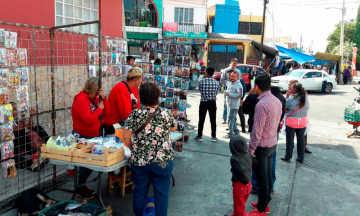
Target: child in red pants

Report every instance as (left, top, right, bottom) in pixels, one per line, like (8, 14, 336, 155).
(229, 136, 252, 216)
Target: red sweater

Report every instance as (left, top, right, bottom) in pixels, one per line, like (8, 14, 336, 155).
(72, 91, 109, 137)
(102, 82, 140, 126)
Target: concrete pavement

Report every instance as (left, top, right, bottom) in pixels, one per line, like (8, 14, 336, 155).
(11, 83, 360, 216)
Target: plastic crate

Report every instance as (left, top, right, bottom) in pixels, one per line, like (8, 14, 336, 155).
(38, 200, 108, 216)
(38, 200, 76, 216)
(344, 107, 360, 122)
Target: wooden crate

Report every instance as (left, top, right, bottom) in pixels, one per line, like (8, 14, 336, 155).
(41, 144, 74, 162)
(72, 146, 125, 167)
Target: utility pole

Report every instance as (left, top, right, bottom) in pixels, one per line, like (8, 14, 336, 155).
(259, 0, 269, 66)
(300, 35, 302, 50)
(340, 0, 346, 70)
(271, 6, 275, 46)
(311, 39, 313, 54)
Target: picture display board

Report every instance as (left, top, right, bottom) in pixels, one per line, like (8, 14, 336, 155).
(141, 41, 192, 149)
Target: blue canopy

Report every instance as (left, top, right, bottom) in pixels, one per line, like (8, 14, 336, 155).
(276, 45, 316, 65)
(311, 60, 331, 66)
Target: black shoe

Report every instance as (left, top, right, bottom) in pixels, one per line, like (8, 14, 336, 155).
(242, 129, 246, 133)
(84, 186, 95, 195)
(226, 128, 229, 131)
(305, 147, 312, 154)
(194, 136, 203, 142)
(281, 157, 291, 162)
(76, 187, 94, 199)
(296, 159, 304, 163)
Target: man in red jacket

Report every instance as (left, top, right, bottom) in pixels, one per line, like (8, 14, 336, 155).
(72, 77, 109, 199)
(103, 67, 143, 135)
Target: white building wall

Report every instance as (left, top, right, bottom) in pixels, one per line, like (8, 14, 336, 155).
(163, 0, 207, 25)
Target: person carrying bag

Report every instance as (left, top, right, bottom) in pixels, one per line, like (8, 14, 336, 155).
(281, 83, 310, 163)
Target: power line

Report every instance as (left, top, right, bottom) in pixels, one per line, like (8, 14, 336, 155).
(266, 8, 282, 33)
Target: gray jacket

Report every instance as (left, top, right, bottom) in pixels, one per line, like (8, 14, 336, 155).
(286, 94, 310, 118)
(220, 67, 241, 85)
(226, 80, 243, 109)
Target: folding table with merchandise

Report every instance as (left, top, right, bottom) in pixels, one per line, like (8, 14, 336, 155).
(49, 132, 183, 208)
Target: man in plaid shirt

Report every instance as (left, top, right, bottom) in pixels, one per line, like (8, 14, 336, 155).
(247, 75, 282, 216)
(195, 66, 220, 142)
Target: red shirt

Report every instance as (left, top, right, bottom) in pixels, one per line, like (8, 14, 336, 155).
(102, 81, 140, 126)
(72, 91, 109, 137)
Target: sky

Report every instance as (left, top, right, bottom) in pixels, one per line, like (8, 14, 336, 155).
(207, 0, 359, 53)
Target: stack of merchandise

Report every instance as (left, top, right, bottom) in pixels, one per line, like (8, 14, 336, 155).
(87, 37, 127, 78)
(0, 28, 30, 179)
(140, 41, 192, 152)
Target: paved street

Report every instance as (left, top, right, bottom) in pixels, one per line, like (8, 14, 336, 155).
(46, 84, 360, 216)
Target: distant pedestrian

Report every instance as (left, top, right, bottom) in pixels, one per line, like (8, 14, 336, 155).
(195, 67, 220, 142)
(343, 66, 350, 85)
(281, 82, 310, 164)
(247, 75, 281, 216)
(227, 136, 252, 216)
(224, 72, 243, 139)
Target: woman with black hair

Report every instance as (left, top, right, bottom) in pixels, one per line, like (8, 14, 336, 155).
(123, 83, 177, 216)
(281, 82, 310, 163)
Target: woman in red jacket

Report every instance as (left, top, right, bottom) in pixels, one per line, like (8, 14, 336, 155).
(72, 77, 109, 199)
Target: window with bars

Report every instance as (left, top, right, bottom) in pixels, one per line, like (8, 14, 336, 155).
(238, 22, 263, 35)
(174, 7, 194, 25)
(55, 0, 99, 33)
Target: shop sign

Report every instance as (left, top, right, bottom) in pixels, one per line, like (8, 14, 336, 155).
(164, 31, 207, 39)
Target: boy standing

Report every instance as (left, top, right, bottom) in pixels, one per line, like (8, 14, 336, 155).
(224, 72, 242, 139)
(227, 136, 252, 216)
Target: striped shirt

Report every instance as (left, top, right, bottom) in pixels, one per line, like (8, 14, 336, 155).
(249, 91, 282, 152)
(199, 77, 220, 102)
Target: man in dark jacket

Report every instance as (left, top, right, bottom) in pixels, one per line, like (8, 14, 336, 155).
(228, 136, 252, 216)
(243, 86, 286, 194)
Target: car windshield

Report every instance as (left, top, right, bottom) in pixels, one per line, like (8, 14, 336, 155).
(287, 71, 306, 77)
(237, 67, 253, 74)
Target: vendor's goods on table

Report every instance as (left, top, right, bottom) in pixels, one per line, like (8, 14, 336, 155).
(41, 133, 130, 167)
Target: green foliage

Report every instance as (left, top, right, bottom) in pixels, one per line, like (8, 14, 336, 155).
(355, 4, 360, 54)
(326, 19, 356, 53)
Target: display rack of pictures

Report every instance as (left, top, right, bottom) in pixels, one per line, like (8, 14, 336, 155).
(141, 40, 192, 152)
(0, 28, 29, 179)
(87, 37, 127, 78)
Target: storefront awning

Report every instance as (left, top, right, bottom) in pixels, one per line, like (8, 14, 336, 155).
(251, 41, 279, 58)
(276, 45, 316, 64)
(315, 52, 341, 62)
(164, 31, 207, 39)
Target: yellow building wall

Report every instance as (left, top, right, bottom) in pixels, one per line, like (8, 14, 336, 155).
(239, 15, 267, 43)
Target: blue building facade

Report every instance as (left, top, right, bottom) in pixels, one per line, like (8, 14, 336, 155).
(212, 0, 240, 34)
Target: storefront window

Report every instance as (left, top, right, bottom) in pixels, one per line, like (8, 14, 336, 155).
(124, 0, 158, 27)
(55, 0, 99, 33)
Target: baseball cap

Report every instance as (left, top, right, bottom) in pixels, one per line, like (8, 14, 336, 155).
(127, 67, 143, 79)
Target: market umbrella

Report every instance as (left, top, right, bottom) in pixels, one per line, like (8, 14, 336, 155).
(276, 45, 316, 65)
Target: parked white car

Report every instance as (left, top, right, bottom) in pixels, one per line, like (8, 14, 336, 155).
(271, 69, 337, 93)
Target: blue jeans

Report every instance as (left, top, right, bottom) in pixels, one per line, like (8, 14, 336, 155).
(228, 108, 239, 135)
(223, 92, 227, 121)
(131, 161, 174, 216)
(223, 104, 227, 121)
(251, 133, 279, 192)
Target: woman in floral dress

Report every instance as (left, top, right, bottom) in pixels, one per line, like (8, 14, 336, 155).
(123, 83, 177, 216)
